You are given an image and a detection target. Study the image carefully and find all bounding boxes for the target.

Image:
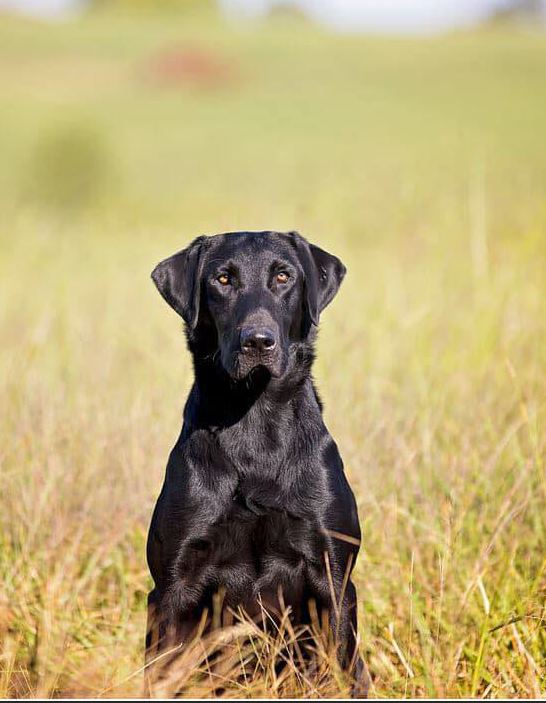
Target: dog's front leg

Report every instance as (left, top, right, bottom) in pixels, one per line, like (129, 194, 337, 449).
(144, 589, 200, 696)
(145, 589, 177, 695)
(337, 580, 369, 699)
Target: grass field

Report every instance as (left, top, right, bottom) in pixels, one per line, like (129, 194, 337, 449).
(0, 5, 545, 698)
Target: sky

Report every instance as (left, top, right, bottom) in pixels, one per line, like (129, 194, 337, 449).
(0, 0, 83, 17)
(1, 0, 545, 31)
(219, 0, 544, 33)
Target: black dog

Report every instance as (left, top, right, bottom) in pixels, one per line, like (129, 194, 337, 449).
(146, 230, 367, 696)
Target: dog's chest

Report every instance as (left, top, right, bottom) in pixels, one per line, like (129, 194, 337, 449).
(176, 478, 328, 611)
(221, 479, 326, 565)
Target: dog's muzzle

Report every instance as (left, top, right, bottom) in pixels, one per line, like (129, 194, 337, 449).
(221, 325, 284, 379)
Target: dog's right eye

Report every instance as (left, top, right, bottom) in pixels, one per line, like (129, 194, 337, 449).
(217, 273, 230, 286)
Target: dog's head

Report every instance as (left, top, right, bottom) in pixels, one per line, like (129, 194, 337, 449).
(152, 231, 345, 380)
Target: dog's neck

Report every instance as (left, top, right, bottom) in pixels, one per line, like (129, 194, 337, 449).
(184, 337, 319, 433)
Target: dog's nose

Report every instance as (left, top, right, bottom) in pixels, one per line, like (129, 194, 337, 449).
(240, 327, 276, 354)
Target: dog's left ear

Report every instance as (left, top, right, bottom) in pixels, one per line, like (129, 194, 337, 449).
(288, 231, 346, 327)
(151, 236, 208, 329)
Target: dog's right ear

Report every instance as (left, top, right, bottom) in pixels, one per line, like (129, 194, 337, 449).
(151, 236, 208, 329)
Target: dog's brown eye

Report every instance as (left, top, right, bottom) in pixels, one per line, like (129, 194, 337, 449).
(276, 272, 289, 284)
(217, 273, 230, 286)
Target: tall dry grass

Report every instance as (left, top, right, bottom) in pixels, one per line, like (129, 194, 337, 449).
(0, 6, 545, 698)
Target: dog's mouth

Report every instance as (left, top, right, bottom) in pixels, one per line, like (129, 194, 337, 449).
(220, 348, 284, 381)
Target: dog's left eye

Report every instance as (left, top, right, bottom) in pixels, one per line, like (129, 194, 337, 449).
(217, 273, 230, 286)
(276, 272, 289, 284)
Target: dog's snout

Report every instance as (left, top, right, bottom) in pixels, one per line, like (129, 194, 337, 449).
(240, 327, 277, 354)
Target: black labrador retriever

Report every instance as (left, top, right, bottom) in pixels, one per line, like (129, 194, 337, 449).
(146, 230, 367, 696)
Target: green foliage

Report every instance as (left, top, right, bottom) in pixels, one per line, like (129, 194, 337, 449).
(23, 123, 116, 212)
(91, 0, 216, 14)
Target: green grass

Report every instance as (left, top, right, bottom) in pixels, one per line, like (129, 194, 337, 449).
(0, 6, 545, 698)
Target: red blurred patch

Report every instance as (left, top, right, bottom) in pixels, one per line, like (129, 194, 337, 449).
(145, 45, 237, 90)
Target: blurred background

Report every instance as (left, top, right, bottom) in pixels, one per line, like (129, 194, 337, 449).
(0, 0, 545, 698)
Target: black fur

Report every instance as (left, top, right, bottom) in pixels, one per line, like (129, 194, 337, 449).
(146, 230, 367, 696)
